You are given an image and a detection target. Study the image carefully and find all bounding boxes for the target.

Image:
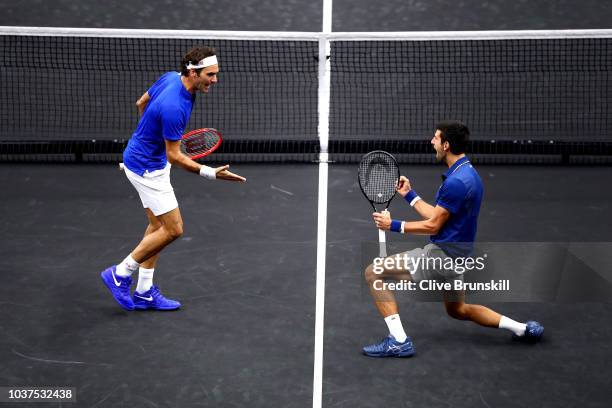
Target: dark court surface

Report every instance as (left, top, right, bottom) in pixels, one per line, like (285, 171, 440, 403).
(0, 0, 323, 31)
(0, 164, 317, 407)
(1, 163, 612, 407)
(1, 0, 610, 31)
(324, 164, 612, 408)
(332, 0, 612, 31)
(2, 1, 612, 407)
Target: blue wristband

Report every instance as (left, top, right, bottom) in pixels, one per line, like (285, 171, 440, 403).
(405, 190, 418, 203)
(390, 219, 403, 233)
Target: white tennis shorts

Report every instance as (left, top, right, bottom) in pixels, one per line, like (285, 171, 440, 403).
(399, 243, 464, 283)
(124, 162, 178, 216)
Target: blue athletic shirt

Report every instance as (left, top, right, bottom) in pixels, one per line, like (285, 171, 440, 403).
(123, 72, 195, 176)
(430, 156, 483, 258)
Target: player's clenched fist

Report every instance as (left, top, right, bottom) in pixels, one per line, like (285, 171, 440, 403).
(396, 176, 412, 197)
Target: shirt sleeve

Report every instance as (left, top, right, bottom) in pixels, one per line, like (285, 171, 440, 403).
(147, 74, 166, 98)
(436, 178, 467, 214)
(161, 106, 187, 141)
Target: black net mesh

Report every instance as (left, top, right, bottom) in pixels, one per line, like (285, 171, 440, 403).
(330, 39, 612, 142)
(0, 36, 319, 141)
(1, 32, 611, 164)
(0, 35, 319, 162)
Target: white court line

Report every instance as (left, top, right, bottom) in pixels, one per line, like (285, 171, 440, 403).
(312, 154, 328, 408)
(312, 1, 333, 407)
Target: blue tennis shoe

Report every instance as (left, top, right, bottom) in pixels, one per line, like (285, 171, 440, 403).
(514, 320, 544, 342)
(133, 285, 181, 311)
(363, 335, 415, 358)
(100, 265, 134, 311)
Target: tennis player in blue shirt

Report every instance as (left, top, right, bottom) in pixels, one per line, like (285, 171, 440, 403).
(101, 46, 245, 311)
(363, 121, 543, 357)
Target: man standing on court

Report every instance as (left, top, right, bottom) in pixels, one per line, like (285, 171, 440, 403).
(101, 46, 245, 311)
(363, 120, 543, 357)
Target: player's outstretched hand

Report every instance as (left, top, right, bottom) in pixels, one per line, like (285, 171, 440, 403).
(215, 165, 246, 182)
(396, 176, 412, 197)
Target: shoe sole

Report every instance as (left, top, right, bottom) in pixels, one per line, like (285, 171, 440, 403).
(512, 328, 544, 343)
(133, 303, 181, 311)
(363, 349, 415, 358)
(100, 270, 135, 311)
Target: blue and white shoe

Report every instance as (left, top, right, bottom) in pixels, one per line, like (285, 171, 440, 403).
(363, 335, 415, 358)
(100, 265, 134, 311)
(133, 285, 181, 311)
(513, 320, 544, 342)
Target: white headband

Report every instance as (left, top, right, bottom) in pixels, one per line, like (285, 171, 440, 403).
(185, 55, 218, 69)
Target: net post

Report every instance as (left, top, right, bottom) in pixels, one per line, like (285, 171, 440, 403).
(317, 37, 331, 155)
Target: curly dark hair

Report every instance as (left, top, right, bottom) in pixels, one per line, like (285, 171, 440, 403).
(180, 46, 217, 76)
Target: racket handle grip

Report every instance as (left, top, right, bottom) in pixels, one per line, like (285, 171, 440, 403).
(378, 229, 387, 258)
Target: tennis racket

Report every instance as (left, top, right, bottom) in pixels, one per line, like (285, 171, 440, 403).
(358, 151, 400, 258)
(118, 128, 222, 171)
(180, 128, 222, 160)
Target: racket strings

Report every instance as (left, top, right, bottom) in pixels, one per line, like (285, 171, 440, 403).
(358, 152, 399, 204)
(181, 130, 220, 155)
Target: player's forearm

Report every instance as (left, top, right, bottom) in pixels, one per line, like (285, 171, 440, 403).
(136, 102, 147, 115)
(136, 92, 150, 115)
(413, 200, 435, 219)
(167, 152, 200, 173)
(402, 219, 440, 235)
(401, 189, 434, 219)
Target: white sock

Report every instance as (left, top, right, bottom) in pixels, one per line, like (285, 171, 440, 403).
(116, 254, 140, 277)
(498, 316, 527, 336)
(384, 314, 408, 342)
(135, 267, 155, 294)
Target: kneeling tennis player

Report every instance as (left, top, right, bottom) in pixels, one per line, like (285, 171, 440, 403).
(363, 121, 544, 357)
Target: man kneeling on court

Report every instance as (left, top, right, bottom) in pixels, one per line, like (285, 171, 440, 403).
(100, 46, 245, 311)
(363, 120, 544, 357)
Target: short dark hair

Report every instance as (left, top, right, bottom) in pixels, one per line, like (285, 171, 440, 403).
(180, 46, 217, 76)
(435, 120, 470, 154)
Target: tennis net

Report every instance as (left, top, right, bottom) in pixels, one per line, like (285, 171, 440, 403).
(1, 27, 611, 164)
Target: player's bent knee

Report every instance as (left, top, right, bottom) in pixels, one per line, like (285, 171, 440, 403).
(364, 264, 377, 285)
(148, 222, 163, 232)
(445, 303, 469, 320)
(171, 224, 184, 239)
(164, 223, 184, 241)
